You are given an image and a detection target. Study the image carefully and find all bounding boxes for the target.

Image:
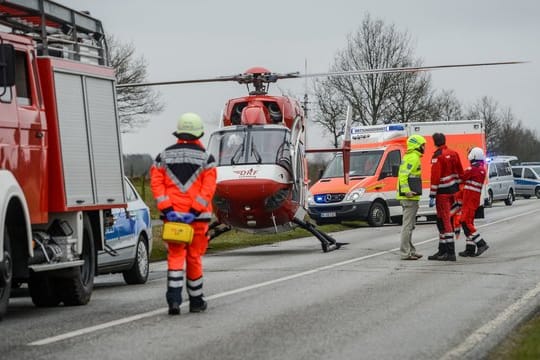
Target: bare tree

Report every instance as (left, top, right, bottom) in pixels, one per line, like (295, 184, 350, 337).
(311, 79, 348, 148)
(466, 96, 501, 152)
(429, 89, 463, 121)
(313, 14, 435, 135)
(388, 59, 434, 122)
(108, 35, 164, 133)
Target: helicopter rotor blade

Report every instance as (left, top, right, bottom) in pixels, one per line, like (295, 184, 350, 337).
(116, 74, 244, 88)
(116, 60, 525, 89)
(295, 60, 526, 79)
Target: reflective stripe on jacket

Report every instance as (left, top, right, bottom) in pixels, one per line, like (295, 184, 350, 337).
(150, 139, 217, 221)
(430, 145, 464, 197)
(396, 148, 422, 201)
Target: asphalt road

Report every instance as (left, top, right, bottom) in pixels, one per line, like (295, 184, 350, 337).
(2, 199, 540, 360)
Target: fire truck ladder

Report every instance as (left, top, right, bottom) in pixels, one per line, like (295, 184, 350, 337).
(0, 0, 108, 65)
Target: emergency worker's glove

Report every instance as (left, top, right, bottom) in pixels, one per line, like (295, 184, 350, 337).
(165, 211, 183, 222)
(429, 197, 436, 208)
(178, 213, 196, 224)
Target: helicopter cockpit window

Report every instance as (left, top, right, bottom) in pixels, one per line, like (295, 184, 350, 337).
(208, 128, 247, 166)
(208, 126, 291, 167)
(249, 128, 290, 165)
(322, 150, 384, 178)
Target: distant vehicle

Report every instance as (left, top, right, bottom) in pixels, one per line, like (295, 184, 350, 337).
(98, 178, 153, 284)
(511, 165, 540, 199)
(485, 156, 516, 207)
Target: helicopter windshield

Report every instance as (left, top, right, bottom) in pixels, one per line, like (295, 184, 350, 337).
(322, 150, 384, 178)
(208, 126, 291, 167)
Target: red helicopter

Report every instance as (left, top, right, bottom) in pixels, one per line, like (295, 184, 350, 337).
(117, 62, 521, 252)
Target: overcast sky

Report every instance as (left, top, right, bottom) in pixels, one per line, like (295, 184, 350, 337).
(62, 0, 539, 157)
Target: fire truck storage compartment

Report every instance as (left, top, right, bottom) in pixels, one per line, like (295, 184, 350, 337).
(52, 69, 124, 208)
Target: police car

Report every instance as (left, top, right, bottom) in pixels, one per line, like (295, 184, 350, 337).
(512, 165, 540, 199)
(98, 177, 153, 284)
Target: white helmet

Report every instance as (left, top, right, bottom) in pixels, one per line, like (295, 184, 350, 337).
(468, 147, 485, 161)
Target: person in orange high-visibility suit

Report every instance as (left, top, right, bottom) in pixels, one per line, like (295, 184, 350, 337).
(428, 132, 464, 261)
(458, 147, 489, 257)
(150, 113, 217, 315)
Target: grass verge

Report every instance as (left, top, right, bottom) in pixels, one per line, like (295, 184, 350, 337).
(488, 311, 540, 359)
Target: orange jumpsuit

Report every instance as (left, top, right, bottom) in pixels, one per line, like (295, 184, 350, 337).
(150, 139, 216, 306)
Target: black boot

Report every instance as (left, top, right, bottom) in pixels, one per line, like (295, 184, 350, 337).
(440, 242, 456, 261)
(168, 302, 180, 315)
(459, 244, 476, 257)
(189, 296, 208, 313)
(428, 243, 447, 260)
(166, 270, 183, 316)
(167, 286, 182, 315)
(475, 240, 489, 257)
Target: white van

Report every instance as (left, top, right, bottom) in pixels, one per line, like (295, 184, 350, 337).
(485, 156, 516, 207)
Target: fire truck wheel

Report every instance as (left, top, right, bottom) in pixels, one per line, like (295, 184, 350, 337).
(57, 214, 95, 306)
(122, 235, 149, 285)
(29, 272, 61, 307)
(367, 202, 386, 227)
(0, 227, 13, 320)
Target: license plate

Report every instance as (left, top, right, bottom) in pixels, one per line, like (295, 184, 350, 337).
(320, 212, 336, 218)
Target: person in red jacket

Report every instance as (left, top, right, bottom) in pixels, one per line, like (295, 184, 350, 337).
(428, 132, 464, 261)
(150, 113, 217, 315)
(458, 147, 489, 257)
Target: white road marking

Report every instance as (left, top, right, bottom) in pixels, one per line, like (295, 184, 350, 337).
(28, 208, 540, 346)
(440, 280, 540, 360)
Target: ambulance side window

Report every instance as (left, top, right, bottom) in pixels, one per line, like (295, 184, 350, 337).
(380, 150, 401, 179)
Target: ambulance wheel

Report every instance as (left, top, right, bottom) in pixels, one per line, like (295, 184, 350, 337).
(367, 202, 386, 227)
(0, 227, 13, 320)
(122, 235, 149, 285)
(56, 214, 95, 306)
(504, 189, 514, 206)
(535, 187, 540, 199)
(485, 190, 493, 208)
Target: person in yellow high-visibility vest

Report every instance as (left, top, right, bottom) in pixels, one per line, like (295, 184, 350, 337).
(396, 134, 426, 260)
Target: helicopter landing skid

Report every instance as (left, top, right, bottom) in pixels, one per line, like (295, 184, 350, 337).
(292, 218, 348, 253)
(208, 221, 232, 241)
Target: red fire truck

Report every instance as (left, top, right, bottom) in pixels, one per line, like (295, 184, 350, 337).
(0, 0, 125, 319)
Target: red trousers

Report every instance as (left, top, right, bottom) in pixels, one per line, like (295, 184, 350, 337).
(167, 221, 209, 280)
(459, 205, 477, 237)
(435, 193, 455, 242)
